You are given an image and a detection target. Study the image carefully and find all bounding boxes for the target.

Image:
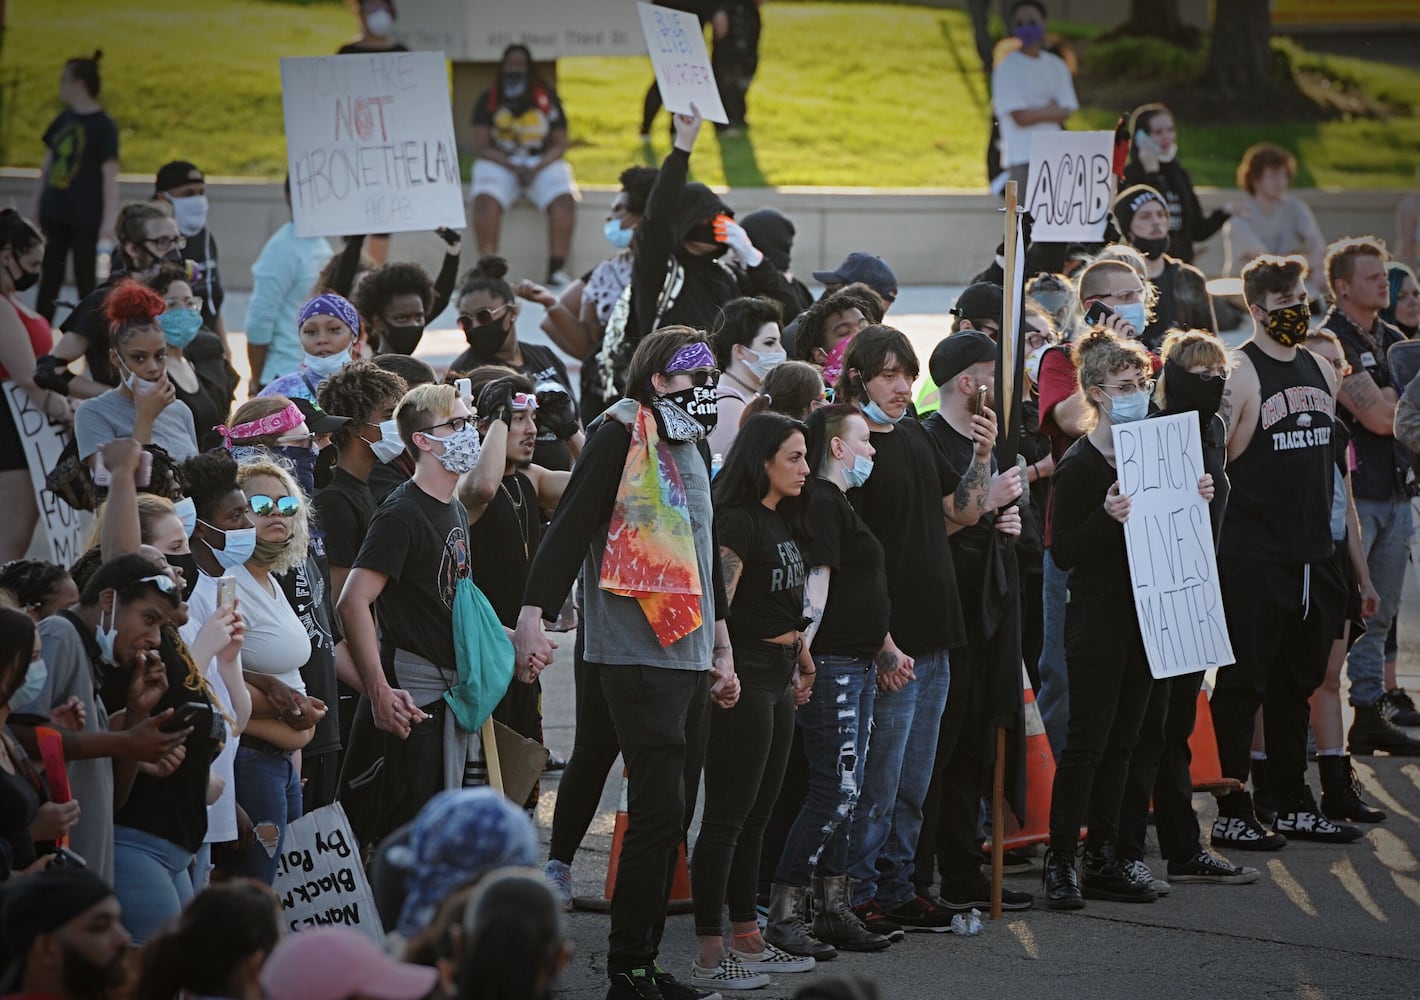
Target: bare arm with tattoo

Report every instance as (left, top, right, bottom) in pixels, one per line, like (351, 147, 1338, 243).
(1337, 370, 1399, 436)
(800, 566, 830, 651)
(719, 545, 745, 605)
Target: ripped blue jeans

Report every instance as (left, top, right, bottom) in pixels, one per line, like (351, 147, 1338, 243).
(773, 654, 876, 887)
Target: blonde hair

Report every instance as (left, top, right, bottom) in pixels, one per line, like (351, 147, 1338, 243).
(235, 460, 310, 575)
(227, 396, 297, 449)
(395, 382, 457, 454)
(1072, 327, 1153, 430)
(1156, 329, 1228, 406)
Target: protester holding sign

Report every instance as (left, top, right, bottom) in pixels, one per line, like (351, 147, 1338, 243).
(1042, 327, 1214, 910)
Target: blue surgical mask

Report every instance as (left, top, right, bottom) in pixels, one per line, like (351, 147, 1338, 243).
(603, 218, 633, 250)
(839, 444, 874, 489)
(1114, 302, 1149, 338)
(861, 398, 905, 426)
(369, 419, 406, 464)
(159, 308, 203, 349)
(303, 347, 351, 379)
(8, 657, 46, 711)
(1106, 389, 1150, 424)
(200, 521, 258, 569)
(743, 347, 786, 381)
(173, 496, 198, 537)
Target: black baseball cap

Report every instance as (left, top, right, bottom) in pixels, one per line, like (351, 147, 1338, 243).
(949, 282, 1004, 326)
(293, 397, 350, 435)
(155, 160, 204, 194)
(812, 253, 898, 301)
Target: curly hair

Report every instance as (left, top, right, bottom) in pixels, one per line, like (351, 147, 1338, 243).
(353, 262, 435, 338)
(181, 451, 241, 524)
(795, 290, 872, 363)
(144, 264, 195, 299)
(1072, 326, 1153, 430)
(317, 359, 408, 449)
(105, 280, 166, 347)
(0, 560, 70, 615)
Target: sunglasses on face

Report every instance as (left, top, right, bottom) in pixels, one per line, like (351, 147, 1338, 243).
(248, 495, 302, 517)
(462, 304, 513, 327)
(667, 368, 719, 387)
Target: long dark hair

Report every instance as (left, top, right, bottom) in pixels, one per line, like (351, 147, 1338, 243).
(134, 881, 282, 999)
(713, 412, 808, 538)
(0, 608, 37, 704)
(453, 871, 565, 1000)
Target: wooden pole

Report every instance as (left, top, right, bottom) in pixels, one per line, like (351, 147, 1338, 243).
(482, 717, 505, 796)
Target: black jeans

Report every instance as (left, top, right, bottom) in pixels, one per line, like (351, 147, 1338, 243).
(37, 218, 98, 322)
(301, 749, 340, 814)
(691, 640, 797, 935)
(1048, 592, 1156, 854)
(1211, 558, 1337, 800)
(601, 664, 710, 976)
(1118, 671, 1204, 862)
(548, 628, 621, 864)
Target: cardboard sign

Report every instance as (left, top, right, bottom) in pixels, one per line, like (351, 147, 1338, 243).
(637, 3, 729, 124)
(3, 382, 89, 566)
(1023, 131, 1115, 243)
(272, 803, 385, 942)
(1113, 412, 1236, 679)
(282, 52, 466, 238)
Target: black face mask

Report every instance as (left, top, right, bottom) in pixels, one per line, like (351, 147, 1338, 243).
(381, 322, 424, 356)
(462, 315, 511, 358)
(168, 551, 201, 601)
(684, 221, 717, 245)
(279, 446, 318, 498)
(664, 384, 719, 432)
(1163, 358, 1225, 422)
(5, 254, 38, 293)
(1132, 234, 1170, 261)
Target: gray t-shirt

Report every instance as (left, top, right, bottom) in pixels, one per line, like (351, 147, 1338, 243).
(74, 389, 199, 461)
(21, 614, 115, 883)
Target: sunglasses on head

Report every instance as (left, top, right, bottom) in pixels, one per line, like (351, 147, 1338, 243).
(461, 303, 514, 327)
(136, 573, 178, 595)
(248, 495, 302, 517)
(511, 392, 539, 411)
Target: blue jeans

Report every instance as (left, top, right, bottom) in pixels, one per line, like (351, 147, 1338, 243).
(233, 744, 302, 885)
(847, 647, 951, 909)
(1347, 497, 1414, 707)
(774, 654, 876, 886)
(113, 825, 195, 945)
(1037, 550, 1070, 761)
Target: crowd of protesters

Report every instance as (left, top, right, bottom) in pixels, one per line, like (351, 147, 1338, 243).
(3, 3, 1420, 999)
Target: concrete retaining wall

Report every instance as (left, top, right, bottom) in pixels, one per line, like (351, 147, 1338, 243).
(0, 169, 1404, 290)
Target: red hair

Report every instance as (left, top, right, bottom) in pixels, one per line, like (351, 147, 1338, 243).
(105, 280, 165, 343)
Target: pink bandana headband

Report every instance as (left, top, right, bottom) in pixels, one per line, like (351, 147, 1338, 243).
(217, 402, 304, 448)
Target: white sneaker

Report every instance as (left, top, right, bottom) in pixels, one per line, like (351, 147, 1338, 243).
(547, 269, 573, 288)
(729, 941, 815, 973)
(688, 955, 770, 991)
(1123, 858, 1171, 896)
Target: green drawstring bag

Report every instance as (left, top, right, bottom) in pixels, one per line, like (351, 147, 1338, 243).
(445, 576, 515, 733)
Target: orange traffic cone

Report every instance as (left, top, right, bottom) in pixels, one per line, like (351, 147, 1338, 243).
(998, 671, 1056, 851)
(572, 768, 694, 914)
(1189, 681, 1243, 794)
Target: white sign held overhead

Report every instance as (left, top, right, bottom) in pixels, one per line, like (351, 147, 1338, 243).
(1112, 412, 1236, 680)
(1024, 130, 1115, 243)
(637, 3, 728, 124)
(272, 803, 384, 942)
(282, 52, 466, 239)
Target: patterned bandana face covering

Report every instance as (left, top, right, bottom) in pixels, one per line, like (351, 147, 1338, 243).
(424, 423, 482, 474)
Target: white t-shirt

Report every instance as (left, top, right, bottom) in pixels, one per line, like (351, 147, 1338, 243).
(181, 574, 239, 843)
(230, 564, 308, 693)
(992, 49, 1078, 167)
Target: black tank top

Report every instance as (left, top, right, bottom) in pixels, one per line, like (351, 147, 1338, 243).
(1219, 342, 1335, 564)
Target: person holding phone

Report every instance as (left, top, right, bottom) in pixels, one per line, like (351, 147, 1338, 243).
(1122, 104, 1234, 265)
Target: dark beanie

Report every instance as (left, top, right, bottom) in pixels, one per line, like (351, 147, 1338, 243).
(1, 867, 115, 959)
(929, 330, 996, 388)
(1111, 185, 1168, 237)
(739, 208, 796, 272)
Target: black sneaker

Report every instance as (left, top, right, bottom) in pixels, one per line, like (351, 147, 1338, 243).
(939, 872, 1033, 912)
(1080, 843, 1156, 903)
(850, 899, 906, 941)
(883, 894, 958, 932)
(1166, 849, 1261, 884)
(653, 965, 722, 1000)
(979, 844, 1036, 874)
(608, 967, 666, 1000)
(1211, 792, 1287, 851)
(1273, 789, 1364, 844)
(1383, 688, 1420, 727)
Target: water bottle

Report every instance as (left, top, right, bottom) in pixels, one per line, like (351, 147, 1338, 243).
(96, 240, 114, 283)
(711, 453, 723, 479)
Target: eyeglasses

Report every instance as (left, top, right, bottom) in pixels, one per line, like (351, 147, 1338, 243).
(462, 304, 513, 327)
(1024, 332, 1052, 351)
(165, 296, 204, 311)
(421, 416, 471, 435)
(1101, 379, 1156, 396)
(276, 433, 316, 449)
(248, 495, 302, 517)
(146, 236, 187, 254)
(137, 573, 179, 595)
(1092, 287, 1145, 304)
(667, 368, 719, 387)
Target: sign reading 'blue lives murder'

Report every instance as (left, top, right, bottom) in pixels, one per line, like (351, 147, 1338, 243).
(1113, 412, 1236, 679)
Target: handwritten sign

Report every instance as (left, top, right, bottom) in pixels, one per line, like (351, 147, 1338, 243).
(3, 382, 89, 566)
(637, 3, 728, 124)
(272, 803, 384, 943)
(282, 52, 466, 238)
(1113, 412, 1235, 679)
(1024, 131, 1115, 243)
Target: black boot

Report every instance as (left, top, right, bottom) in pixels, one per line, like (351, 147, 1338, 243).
(1081, 841, 1156, 903)
(1273, 784, 1363, 843)
(765, 883, 837, 960)
(1348, 702, 1420, 756)
(1318, 755, 1386, 823)
(810, 876, 890, 952)
(1042, 848, 1083, 911)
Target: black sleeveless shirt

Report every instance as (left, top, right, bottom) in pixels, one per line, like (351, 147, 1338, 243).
(1219, 342, 1335, 564)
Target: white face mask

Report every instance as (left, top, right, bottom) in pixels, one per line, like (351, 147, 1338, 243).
(166, 194, 209, 237)
(742, 346, 786, 381)
(365, 6, 393, 36)
(303, 347, 352, 379)
(369, 419, 406, 464)
(117, 358, 162, 395)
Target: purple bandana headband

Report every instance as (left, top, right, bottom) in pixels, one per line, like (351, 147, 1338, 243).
(297, 293, 361, 336)
(665, 342, 715, 373)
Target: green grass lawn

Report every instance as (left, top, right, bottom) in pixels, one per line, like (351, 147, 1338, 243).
(3, 0, 1418, 189)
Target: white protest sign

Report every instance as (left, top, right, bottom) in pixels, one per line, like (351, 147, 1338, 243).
(637, 3, 728, 124)
(1024, 131, 1115, 243)
(1113, 412, 1235, 679)
(3, 382, 89, 566)
(282, 52, 466, 238)
(272, 803, 384, 942)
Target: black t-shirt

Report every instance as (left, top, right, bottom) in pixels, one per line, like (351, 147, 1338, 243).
(0, 733, 40, 877)
(447, 342, 575, 471)
(182, 229, 225, 328)
(60, 279, 120, 387)
(471, 83, 567, 158)
(1048, 435, 1130, 600)
(718, 501, 805, 642)
(923, 412, 996, 580)
(854, 418, 965, 655)
(314, 467, 377, 571)
(174, 373, 223, 453)
(337, 40, 410, 54)
(1324, 308, 1407, 502)
(278, 556, 341, 757)
(368, 455, 412, 506)
(114, 628, 220, 853)
(353, 479, 471, 671)
(40, 109, 119, 229)
(802, 478, 889, 658)
(468, 472, 543, 628)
